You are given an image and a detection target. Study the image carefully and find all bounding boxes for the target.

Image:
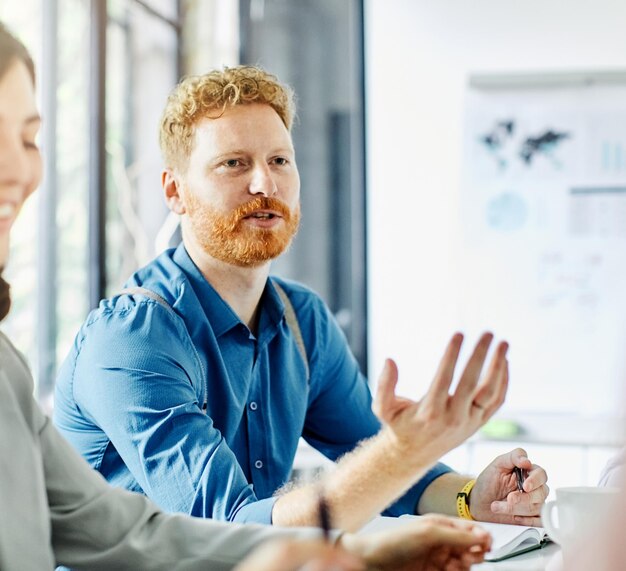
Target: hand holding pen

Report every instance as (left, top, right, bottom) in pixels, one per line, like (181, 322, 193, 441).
(467, 448, 549, 526)
(514, 467, 526, 493)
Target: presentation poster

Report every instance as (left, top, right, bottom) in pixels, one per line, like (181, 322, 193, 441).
(461, 78, 626, 415)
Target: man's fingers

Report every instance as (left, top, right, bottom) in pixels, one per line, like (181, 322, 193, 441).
(512, 515, 543, 527)
(522, 484, 550, 507)
(475, 358, 508, 422)
(510, 448, 533, 470)
(486, 447, 530, 472)
(522, 464, 548, 492)
(423, 333, 464, 408)
(451, 332, 493, 404)
(372, 358, 399, 421)
(469, 341, 509, 416)
(490, 484, 549, 517)
(482, 356, 509, 419)
(492, 359, 509, 414)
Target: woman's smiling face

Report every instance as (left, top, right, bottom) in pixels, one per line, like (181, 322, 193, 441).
(0, 58, 41, 268)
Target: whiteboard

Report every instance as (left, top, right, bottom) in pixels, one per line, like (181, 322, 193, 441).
(460, 73, 626, 415)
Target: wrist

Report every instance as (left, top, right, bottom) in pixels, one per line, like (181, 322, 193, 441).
(456, 478, 476, 520)
(377, 426, 437, 473)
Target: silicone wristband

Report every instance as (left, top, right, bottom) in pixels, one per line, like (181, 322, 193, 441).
(456, 479, 476, 520)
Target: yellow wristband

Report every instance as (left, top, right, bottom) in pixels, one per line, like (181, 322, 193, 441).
(456, 479, 476, 520)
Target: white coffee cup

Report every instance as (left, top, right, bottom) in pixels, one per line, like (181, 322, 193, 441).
(541, 486, 620, 547)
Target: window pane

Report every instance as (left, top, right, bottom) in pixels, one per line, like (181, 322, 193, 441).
(56, 0, 90, 381)
(106, 0, 179, 293)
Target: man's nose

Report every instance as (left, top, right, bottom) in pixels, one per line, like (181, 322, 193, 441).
(248, 163, 278, 197)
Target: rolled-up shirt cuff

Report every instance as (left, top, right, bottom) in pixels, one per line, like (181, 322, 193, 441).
(231, 496, 278, 525)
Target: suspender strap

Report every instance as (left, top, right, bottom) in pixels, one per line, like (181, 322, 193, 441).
(120, 283, 310, 381)
(119, 287, 172, 312)
(274, 282, 310, 382)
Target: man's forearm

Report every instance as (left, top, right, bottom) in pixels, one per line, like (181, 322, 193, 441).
(417, 472, 472, 516)
(272, 428, 430, 531)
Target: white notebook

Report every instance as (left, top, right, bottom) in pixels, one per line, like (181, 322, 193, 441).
(477, 521, 550, 561)
(359, 516, 550, 562)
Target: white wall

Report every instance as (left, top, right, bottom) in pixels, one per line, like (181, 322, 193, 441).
(365, 0, 626, 417)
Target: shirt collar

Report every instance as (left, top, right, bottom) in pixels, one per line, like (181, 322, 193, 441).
(172, 244, 286, 338)
(173, 244, 239, 337)
(259, 278, 287, 335)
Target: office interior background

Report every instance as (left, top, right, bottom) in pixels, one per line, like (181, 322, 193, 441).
(2, 0, 625, 497)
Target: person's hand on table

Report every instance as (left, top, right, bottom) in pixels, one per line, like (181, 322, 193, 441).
(235, 514, 491, 571)
(373, 332, 509, 471)
(340, 514, 492, 571)
(469, 448, 549, 526)
(233, 539, 364, 571)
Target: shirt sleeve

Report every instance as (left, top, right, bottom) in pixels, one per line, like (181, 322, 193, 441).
(67, 300, 272, 524)
(299, 297, 453, 516)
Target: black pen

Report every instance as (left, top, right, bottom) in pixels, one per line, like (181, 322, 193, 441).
(514, 467, 526, 493)
(318, 490, 331, 542)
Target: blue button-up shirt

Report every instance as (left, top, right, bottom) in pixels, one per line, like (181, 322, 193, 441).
(54, 245, 450, 524)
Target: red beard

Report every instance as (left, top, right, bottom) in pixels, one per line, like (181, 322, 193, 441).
(186, 195, 301, 267)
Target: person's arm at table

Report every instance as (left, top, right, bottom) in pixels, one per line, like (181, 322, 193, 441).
(272, 332, 509, 531)
(48, 411, 491, 571)
(295, 294, 453, 519)
(7, 330, 491, 571)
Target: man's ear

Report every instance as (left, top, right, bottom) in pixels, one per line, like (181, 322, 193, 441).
(162, 168, 187, 215)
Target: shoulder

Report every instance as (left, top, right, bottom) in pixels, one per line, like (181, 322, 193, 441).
(0, 330, 35, 402)
(117, 248, 187, 308)
(0, 331, 31, 377)
(65, 251, 206, 378)
(84, 249, 190, 331)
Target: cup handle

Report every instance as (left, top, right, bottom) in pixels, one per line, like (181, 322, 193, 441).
(541, 500, 562, 545)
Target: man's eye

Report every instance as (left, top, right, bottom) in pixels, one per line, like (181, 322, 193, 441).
(225, 159, 241, 167)
(273, 157, 288, 166)
(23, 140, 38, 150)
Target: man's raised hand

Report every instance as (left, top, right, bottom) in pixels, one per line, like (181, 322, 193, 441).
(373, 332, 509, 470)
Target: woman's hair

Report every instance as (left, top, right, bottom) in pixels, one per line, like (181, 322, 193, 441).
(0, 273, 10, 322)
(0, 22, 35, 321)
(159, 65, 296, 172)
(0, 22, 35, 84)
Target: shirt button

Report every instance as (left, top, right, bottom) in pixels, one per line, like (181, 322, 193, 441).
(254, 460, 263, 469)
(249, 401, 258, 411)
